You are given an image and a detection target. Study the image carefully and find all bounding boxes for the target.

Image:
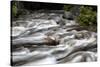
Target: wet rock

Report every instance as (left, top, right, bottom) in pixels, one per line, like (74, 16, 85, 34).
(74, 31, 92, 39)
(74, 33, 84, 39)
(63, 11, 74, 20)
(12, 35, 59, 46)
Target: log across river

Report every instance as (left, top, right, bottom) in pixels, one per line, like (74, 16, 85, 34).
(11, 10, 97, 66)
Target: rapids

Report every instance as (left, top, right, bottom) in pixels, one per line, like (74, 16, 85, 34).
(11, 10, 97, 66)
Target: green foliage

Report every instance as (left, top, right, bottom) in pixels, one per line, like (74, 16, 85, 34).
(12, 2, 18, 17)
(63, 5, 97, 31)
(76, 6, 97, 31)
(63, 5, 73, 11)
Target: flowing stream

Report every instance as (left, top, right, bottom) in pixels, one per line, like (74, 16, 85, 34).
(11, 10, 97, 66)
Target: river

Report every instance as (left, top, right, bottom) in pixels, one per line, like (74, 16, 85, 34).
(11, 10, 97, 66)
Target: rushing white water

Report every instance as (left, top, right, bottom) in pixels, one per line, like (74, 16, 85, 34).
(11, 10, 97, 66)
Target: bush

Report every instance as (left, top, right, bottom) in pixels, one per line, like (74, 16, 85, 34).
(77, 6, 97, 26)
(63, 5, 97, 31)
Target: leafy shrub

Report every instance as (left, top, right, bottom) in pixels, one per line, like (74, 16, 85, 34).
(77, 6, 97, 26)
(63, 5, 97, 31)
